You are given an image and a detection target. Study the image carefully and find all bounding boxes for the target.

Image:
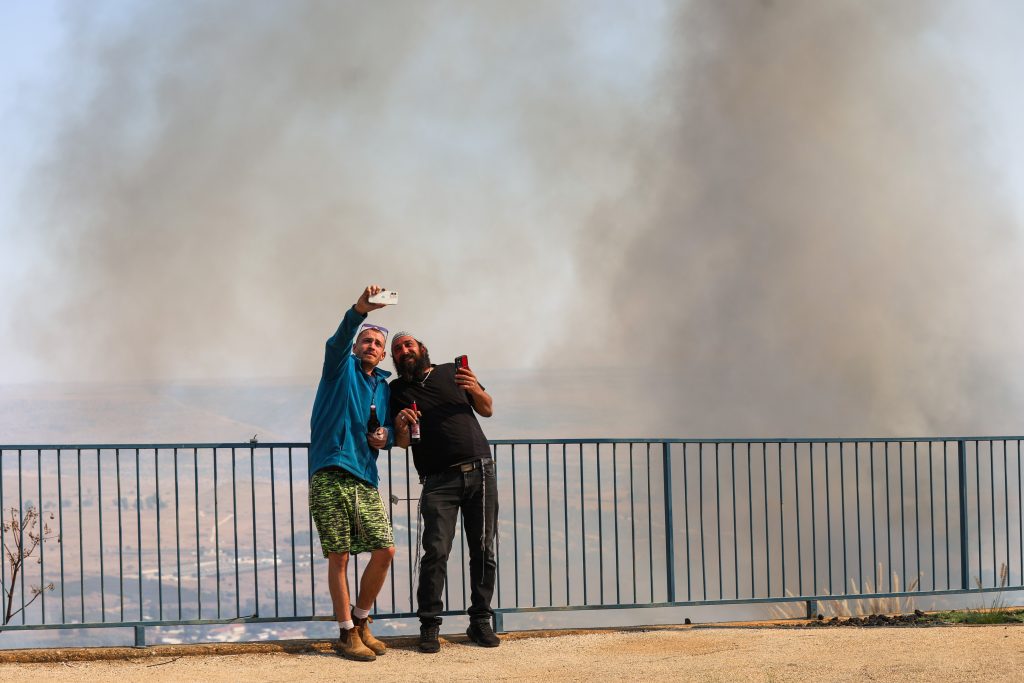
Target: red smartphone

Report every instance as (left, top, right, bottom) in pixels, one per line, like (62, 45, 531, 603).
(454, 355, 468, 370)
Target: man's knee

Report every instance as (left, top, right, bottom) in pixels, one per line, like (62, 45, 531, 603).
(328, 551, 350, 573)
(371, 546, 396, 565)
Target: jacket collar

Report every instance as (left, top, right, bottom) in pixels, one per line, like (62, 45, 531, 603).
(351, 352, 392, 380)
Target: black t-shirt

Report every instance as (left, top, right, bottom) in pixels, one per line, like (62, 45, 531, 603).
(389, 363, 491, 476)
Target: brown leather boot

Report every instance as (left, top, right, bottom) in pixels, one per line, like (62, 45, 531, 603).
(339, 625, 376, 661)
(354, 615, 386, 656)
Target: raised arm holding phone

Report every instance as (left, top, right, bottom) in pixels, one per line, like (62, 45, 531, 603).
(307, 284, 396, 662)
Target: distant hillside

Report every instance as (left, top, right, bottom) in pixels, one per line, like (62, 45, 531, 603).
(0, 369, 691, 445)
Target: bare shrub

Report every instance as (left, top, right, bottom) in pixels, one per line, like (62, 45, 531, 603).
(1, 505, 60, 626)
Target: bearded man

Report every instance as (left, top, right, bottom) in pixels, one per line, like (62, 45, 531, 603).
(389, 332, 500, 653)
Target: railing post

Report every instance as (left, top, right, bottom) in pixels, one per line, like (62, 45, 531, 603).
(805, 599, 818, 619)
(957, 440, 969, 590)
(134, 624, 146, 648)
(662, 442, 676, 603)
(493, 611, 504, 634)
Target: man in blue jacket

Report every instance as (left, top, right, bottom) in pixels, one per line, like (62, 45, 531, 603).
(309, 285, 396, 662)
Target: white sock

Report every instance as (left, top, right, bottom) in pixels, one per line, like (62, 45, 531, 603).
(352, 606, 370, 620)
(339, 619, 354, 631)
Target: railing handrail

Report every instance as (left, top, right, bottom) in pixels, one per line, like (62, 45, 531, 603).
(3, 435, 1024, 450)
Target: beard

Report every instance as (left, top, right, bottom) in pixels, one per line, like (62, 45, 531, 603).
(396, 344, 431, 381)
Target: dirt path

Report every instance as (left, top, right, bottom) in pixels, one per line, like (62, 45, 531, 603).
(2, 625, 1023, 682)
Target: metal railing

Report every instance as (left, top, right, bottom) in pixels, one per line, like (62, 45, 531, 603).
(1, 438, 1022, 646)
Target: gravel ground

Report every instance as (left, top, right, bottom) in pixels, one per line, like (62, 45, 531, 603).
(2, 624, 1023, 682)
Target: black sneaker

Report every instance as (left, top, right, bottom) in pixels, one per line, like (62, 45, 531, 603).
(466, 621, 500, 647)
(418, 624, 441, 653)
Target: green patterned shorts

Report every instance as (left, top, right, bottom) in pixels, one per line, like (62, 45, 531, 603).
(309, 468, 394, 557)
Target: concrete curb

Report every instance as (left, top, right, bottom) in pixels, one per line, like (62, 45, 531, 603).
(0, 624, 695, 664)
(4, 617, 1019, 664)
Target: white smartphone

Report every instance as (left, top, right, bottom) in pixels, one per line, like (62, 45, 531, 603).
(368, 289, 399, 305)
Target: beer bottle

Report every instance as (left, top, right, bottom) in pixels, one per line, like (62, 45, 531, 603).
(410, 401, 421, 444)
(367, 404, 380, 435)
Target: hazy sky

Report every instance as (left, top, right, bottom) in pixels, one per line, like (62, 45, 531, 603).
(2, 1, 1024, 441)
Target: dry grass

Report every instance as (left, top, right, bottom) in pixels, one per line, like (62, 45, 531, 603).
(937, 563, 1023, 624)
(769, 563, 922, 619)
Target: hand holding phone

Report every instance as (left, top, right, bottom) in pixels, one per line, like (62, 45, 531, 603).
(368, 289, 399, 305)
(453, 356, 491, 416)
(454, 355, 479, 392)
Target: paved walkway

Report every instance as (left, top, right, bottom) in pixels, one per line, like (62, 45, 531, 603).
(2, 624, 1023, 681)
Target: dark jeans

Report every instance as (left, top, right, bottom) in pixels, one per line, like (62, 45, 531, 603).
(417, 459, 498, 626)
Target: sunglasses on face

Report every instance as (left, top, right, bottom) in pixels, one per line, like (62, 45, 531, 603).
(359, 323, 389, 344)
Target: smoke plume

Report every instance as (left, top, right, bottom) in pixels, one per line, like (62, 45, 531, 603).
(9, 1, 1024, 439)
(18, 0, 656, 384)
(556, 1, 1024, 437)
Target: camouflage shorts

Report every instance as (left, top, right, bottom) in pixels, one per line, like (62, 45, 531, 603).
(309, 469, 394, 557)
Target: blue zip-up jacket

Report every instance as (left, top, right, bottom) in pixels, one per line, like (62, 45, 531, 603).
(309, 306, 393, 486)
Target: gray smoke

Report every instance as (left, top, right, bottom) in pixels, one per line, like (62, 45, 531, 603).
(554, 1, 1024, 437)
(11, 1, 1024, 440)
(18, 0, 655, 385)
